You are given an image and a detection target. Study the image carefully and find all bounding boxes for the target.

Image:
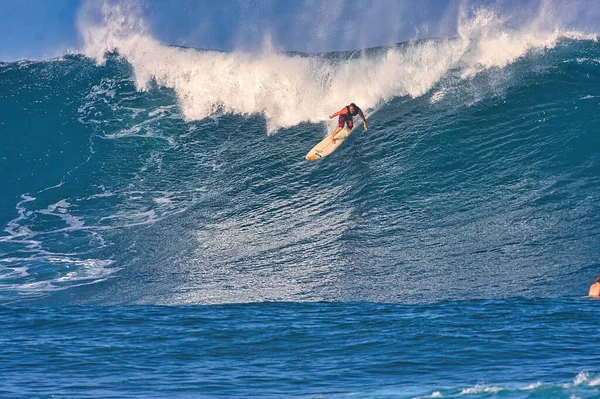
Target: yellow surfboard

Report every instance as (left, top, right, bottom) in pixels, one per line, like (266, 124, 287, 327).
(305, 127, 353, 160)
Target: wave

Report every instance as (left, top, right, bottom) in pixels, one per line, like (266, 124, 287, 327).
(1, 3, 600, 303)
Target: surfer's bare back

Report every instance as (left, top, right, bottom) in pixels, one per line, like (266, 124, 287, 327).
(328, 103, 368, 142)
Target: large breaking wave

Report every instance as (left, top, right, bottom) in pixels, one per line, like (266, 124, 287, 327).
(1, 2, 599, 304)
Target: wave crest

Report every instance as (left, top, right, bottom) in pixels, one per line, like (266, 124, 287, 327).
(77, 2, 596, 132)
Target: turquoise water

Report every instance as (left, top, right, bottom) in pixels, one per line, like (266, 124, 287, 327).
(1, 32, 600, 397)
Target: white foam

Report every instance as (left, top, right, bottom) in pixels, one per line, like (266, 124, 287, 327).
(0, 265, 30, 278)
(459, 385, 504, 395)
(0, 256, 118, 295)
(589, 376, 600, 386)
(521, 382, 543, 390)
(2, 195, 37, 240)
(77, 3, 597, 132)
(410, 391, 444, 399)
(560, 371, 598, 388)
(38, 199, 86, 230)
(573, 371, 591, 386)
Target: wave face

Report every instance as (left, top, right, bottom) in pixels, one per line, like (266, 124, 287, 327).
(1, 35, 599, 305)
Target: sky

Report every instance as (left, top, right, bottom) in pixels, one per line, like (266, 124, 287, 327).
(0, 0, 457, 60)
(1, 0, 600, 61)
(0, 0, 80, 60)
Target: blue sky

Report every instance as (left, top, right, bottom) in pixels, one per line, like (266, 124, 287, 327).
(0, 0, 457, 60)
(0, 0, 80, 60)
(1, 0, 599, 61)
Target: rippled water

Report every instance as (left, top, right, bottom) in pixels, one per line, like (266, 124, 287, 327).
(1, 299, 599, 398)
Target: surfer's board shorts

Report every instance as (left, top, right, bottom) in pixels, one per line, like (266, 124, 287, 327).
(338, 115, 354, 129)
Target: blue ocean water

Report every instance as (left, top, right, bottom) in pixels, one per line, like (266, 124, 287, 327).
(0, 300, 599, 398)
(1, 14, 600, 398)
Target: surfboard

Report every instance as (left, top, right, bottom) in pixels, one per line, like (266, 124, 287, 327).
(305, 127, 353, 160)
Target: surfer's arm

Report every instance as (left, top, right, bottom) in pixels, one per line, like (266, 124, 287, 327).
(358, 109, 368, 131)
(329, 108, 347, 119)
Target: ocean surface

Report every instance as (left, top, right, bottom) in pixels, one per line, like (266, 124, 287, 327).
(2, 6, 600, 397)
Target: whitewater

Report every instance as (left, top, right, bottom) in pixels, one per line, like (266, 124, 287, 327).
(1, 1, 600, 397)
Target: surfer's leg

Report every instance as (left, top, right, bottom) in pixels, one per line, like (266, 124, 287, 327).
(330, 126, 342, 142)
(330, 116, 347, 142)
(329, 115, 348, 142)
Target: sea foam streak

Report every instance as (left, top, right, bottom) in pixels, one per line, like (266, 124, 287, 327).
(77, 1, 596, 132)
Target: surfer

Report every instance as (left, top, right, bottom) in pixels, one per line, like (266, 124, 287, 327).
(589, 276, 600, 297)
(328, 103, 368, 143)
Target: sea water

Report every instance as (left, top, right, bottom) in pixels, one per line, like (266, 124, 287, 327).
(1, 4, 600, 398)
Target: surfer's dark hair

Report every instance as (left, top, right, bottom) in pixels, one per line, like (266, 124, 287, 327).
(349, 103, 357, 108)
(596, 275, 600, 283)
